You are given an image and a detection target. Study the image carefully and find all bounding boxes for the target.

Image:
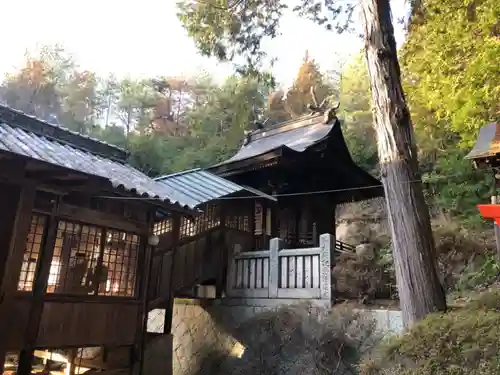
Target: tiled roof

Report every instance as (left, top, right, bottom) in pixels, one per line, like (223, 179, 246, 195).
(155, 169, 276, 209)
(212, 113, 335, 167)
(0, 104, 195, 210)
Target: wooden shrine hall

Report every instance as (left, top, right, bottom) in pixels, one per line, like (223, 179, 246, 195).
(0, 102, 383, 375)
(207, 106, 383, 251)
(148, 107, 384, 306)
(0, 105, 275, 375)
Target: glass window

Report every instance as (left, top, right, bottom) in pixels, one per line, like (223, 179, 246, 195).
(17, 214, 47, 292)
(47, 221, 102, 295)
(99, 230, 139, 297)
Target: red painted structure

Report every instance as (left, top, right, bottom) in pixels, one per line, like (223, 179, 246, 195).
(477, 204, 500, 226)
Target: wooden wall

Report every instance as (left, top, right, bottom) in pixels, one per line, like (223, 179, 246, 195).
(36, 300, 139, 348)
(5, 298, 139, 350)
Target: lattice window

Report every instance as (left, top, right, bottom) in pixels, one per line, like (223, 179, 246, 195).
(153, 219, 172, 236)
(46, 221, 140, 297)
(180, 216, 197, 239)
(226, 214, 250, 232)
(47, 222, 102, 295)
(178, 204, 223, 239)
(226, 215, 238, 229)
(17, 214, 47, 292)
(201, 204, 221, 231)
(99, 230, 139, 297)
(240, 215, 250, 231)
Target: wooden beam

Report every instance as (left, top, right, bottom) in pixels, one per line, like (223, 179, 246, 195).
(0, 159, 27, 181)
(25, 167, 82, 180)
(57, 203, 148, 235)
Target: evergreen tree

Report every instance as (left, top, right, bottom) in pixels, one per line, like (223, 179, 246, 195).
(401, 0, 500, 147)
(177, 0, 447, 326)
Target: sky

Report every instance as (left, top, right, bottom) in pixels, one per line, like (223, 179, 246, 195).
(0, 0, 409, 87)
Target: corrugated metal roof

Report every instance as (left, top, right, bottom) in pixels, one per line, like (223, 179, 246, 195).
(213, 113, 334, 167)
(0, 105, 198, 211)
(466, 122, 500, 160)
(155, 169, 276, 209)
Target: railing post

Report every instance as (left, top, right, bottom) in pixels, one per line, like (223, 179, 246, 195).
(225, 243, 241, 296)
(319, 233, 334, 302)
(269, 237, 283, 298)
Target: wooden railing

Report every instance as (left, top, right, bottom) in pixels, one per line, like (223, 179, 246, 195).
(226, 233, 334, 301)
(335, 240, 356, 255)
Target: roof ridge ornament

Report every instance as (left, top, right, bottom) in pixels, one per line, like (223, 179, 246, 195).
(307, 86, 341, 124)
(253, 117, 269, 130)
(324, 102, 341, 124)
(244, 106, 269, 146)
(308, 86, 328, 114)
(243, 129, 252, 146)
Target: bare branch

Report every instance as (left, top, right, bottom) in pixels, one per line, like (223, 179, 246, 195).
(310, 85, 319, 108)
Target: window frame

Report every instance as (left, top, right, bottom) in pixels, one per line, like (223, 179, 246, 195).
(17, 212, 145, 300)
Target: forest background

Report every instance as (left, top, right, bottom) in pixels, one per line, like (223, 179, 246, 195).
(0, 0, 498, 297)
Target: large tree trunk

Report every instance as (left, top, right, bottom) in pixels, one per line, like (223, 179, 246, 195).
(360, 0, 447, 326)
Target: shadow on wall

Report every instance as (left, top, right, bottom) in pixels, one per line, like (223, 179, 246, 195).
(184, 302, 388, 375)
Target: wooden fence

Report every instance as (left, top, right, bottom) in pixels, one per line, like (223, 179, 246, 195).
(226, 233, 334, 301)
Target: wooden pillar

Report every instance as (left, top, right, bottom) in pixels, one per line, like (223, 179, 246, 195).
(216, 204, 227, 298)
(18, 197, 59, 375)
(0, 184, 36, 373)
(67, 348, 78, 375)
(137, 212, 155, 375)
(163, 214, 181, 334)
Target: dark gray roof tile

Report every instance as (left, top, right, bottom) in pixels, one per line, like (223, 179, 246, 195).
(0, 106, 195, 210)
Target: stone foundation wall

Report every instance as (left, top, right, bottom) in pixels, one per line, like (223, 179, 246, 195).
(147, 298, 404, 375)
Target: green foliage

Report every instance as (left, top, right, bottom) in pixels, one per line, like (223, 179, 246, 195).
(162, 75, 270, 172)
(176, 0, 357, 76)
(361, 292, 500, 374)
(402, 0, 500, 147)
(176, 0, 287, 78)
(339, 54, 378, 174)
(455, 256, 500, 292)
(422, 148, 493, 226)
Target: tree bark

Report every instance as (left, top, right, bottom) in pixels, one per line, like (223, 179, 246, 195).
(360, 0, 447, 326)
